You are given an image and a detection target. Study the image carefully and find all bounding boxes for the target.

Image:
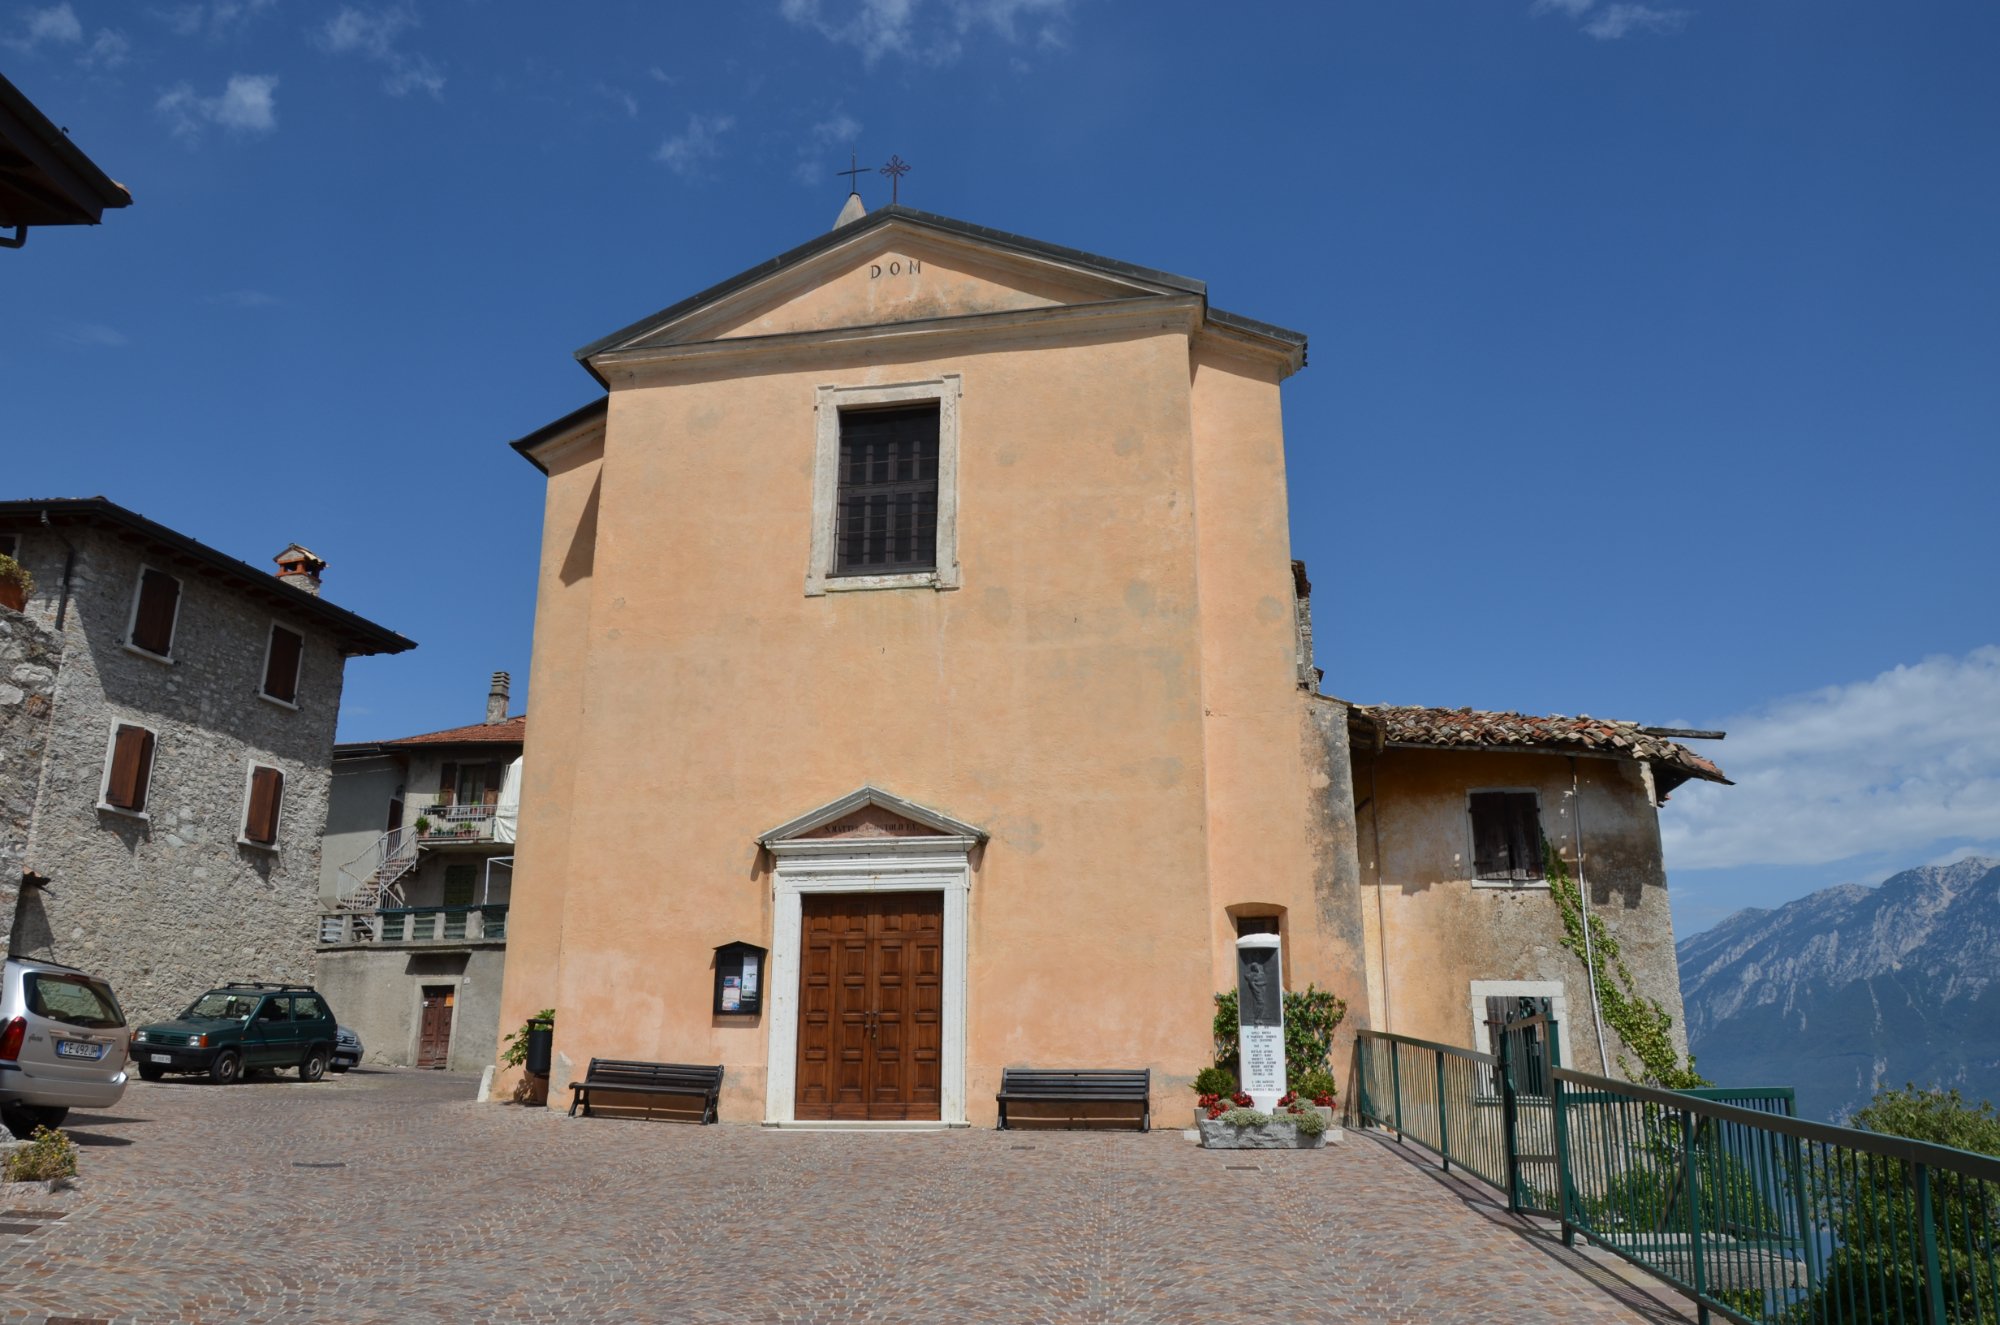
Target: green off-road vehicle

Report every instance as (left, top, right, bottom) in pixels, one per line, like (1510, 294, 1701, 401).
(129, 982, 339, 1085)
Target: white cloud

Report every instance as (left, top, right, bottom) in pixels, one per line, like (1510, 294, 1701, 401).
(80, 28, 131, 69)
(157, 1, 276, 39)
(4, 3, 83, 51)
(1583, 4, 1687, 39)
(60, 323, 130, 348)
(781, 0, 1073, 66)
(1531, 0, 1689, 40)
(316, 4, 444, 99)
(656, 113, 735, 178)
(593, 82, 640, 119)
(1661, 646, 2000, 871)
(156, 72, 278, 141)
(794, 111, 863, 185)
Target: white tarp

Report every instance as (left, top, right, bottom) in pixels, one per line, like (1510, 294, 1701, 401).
(494, 755, 523, 844)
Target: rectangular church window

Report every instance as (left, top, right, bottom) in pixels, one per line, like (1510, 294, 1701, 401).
(1469, 791, 1543, 882)
(832, 403, 940, 577)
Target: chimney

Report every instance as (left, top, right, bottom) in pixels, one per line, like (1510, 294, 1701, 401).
(486, 671, 511, 724)
(274, 544, 326, 597)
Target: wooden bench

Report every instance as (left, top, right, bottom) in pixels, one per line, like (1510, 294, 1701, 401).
(996, 1067, 1151, 1132)
(568, 1058, 724, 1124)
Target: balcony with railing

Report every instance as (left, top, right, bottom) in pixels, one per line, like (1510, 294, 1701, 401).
(319, 905, 508, 946)
(405, 793, 515, 847)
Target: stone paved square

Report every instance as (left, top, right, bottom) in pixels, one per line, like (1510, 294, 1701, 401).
(1, 1069, 1695, 1323)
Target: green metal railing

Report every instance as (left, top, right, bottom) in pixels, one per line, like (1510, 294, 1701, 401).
(1357, 1027, 2000, 1324)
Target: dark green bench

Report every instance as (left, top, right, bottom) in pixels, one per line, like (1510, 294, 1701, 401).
(568, 1058, 723, 1124)
(997, 1067, 1150, 1132)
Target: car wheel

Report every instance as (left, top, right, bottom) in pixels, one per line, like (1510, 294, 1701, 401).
(299, 1048, 329, 1082)
(138, 1063, 166, 1082)
(208, 1049, 242, 1085)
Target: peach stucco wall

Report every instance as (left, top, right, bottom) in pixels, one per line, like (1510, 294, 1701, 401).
(497, 228, 1366, 1123)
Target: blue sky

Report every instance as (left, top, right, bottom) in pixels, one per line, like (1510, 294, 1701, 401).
(7, 0, 1997, 935)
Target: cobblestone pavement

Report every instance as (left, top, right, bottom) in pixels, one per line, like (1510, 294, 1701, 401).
(0, 1069, 1696, 1324)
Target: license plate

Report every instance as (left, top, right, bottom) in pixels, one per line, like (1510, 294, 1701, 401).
(56, 1040, 106, 1060)
(149, 1053, 172, 1064)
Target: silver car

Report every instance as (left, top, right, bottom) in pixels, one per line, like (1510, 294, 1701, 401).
(0, 955, 130, 1137)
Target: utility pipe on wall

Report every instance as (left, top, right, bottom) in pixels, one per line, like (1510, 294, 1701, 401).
(1570, 756, 1611, 1075)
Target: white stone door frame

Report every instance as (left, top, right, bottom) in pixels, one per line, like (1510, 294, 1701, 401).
(763, 844, 973, 1126)
(1468, 978, 1574, 1072)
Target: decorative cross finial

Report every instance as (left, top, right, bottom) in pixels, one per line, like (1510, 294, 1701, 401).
(836, 150, 867, 195)
(879, 154, 911, 205)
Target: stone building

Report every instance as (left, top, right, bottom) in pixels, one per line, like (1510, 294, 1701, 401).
(312, 674, 522, 1072)
(491, 200, 1728, 1124)
(0, 499, 411, 1023)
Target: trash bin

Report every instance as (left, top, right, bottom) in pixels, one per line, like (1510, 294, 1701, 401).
(525, 1017, 554, 1078)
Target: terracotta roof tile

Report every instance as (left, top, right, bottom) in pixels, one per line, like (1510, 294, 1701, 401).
(1358, 705, 1730, 792)
(379, 714, 527, 747)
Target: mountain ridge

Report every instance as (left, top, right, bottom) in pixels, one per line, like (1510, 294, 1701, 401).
(1677, 856, 2000, 1121)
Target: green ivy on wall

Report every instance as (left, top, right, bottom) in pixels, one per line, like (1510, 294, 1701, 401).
(1543, 835, 1704, 1090)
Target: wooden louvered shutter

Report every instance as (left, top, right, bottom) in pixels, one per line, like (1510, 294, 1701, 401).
(437, 761, 457, 807)
(263, 626, 303, 703)
(244, 766, 284, 844)
(105, 725, 155, 811)
(1506, 793, 1544, 880)
(481, 761, 503, 806)
(1470, 792, 1510, 880)
(129, 569, 180, 655)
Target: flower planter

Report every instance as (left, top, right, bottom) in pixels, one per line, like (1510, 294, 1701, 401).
(1199, 1117, 1326, 1149)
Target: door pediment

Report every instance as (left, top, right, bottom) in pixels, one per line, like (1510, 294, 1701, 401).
(759, 785, 986, 856)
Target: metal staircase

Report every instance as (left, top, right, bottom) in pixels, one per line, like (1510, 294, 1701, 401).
(335, 826, 421, 927)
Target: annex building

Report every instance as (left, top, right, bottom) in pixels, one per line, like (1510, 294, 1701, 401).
(494, 201, 1728, 1125)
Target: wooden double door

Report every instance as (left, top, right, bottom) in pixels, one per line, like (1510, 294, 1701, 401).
(795, 892, 943, 1121)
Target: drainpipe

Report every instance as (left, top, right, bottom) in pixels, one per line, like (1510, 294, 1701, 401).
(1370, 755, 1391, 1034)
(1570, 757, 1611, 1075)
(39, 509, 76, 631)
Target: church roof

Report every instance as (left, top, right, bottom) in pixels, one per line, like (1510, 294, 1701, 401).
(1357, 704, 1731, 797)
(571, 204, 1307, 378)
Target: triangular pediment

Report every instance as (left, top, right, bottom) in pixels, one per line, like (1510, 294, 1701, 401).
(758, 785, 987, 847)
(576, 207, 1208, 362)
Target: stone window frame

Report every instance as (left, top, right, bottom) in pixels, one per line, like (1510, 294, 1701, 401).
(122, 561, 183, 665)
(96, 719, 158, 821)
(804, 374, 962, 597)
(258, 620, 305, 711)
(237, 758, 286, 851)
(1468, 978, 1574, 1076)
(1465, 786, 1548, 890)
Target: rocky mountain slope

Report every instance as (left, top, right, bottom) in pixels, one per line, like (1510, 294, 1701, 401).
(1677, 856, 2000, 1122)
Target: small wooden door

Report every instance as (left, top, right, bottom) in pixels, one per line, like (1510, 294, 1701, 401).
(795, 893, 943, 1121)
(417, 986, 455, 1069)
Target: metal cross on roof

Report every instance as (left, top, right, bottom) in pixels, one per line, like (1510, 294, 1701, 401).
(836, 150, 867, 195)
(879, 154, 911, 205)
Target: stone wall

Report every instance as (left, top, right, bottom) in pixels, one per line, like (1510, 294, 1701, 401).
(1356, 744, 1690, 1077)
(12, 526, 345, 1023)
(1, 607, 62, 946)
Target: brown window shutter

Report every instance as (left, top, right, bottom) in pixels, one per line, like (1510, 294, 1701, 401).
(437, 761, 457, 807)
(105, 725, 155, 811)
(263, 626, 303, 703)
(1507, 793, 1543, 879)
(129, 569, 180, 655)
(1469, 792, 1510, 880)
(481, 761, 504, 806)
(245, 766, 284, 844)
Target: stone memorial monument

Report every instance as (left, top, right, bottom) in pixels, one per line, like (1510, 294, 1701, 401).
(1235, 932, 1285, 1111)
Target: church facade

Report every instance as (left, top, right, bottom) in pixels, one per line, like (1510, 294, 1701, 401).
(494, 203, 1726, 1124)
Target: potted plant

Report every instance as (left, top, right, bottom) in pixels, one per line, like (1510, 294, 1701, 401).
(413, 815, 433, 838)
(1293, 1068, 1339, 1127)
(1188, 1066, 1237, 1129)
(0, 553, 31, 614)
(1196, 1090, 1330, 1149)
